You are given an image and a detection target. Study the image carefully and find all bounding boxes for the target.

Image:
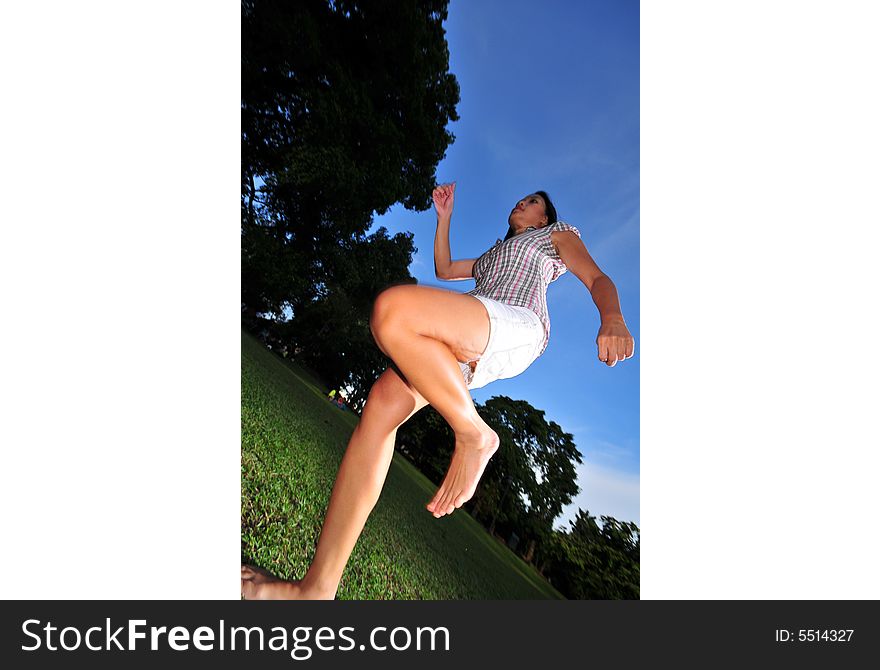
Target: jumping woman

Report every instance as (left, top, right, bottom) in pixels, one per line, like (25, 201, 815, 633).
(242, 182, 635, 599)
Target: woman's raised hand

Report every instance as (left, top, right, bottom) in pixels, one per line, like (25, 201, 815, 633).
(432, 182, 456, 219)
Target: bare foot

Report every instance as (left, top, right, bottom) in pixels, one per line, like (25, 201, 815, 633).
(241, 565, 336, 600)
(426, 426, 499, 518)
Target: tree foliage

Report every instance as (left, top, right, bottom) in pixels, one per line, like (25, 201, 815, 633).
(545, 510, 640, 600)
(394, 402, 455, 483)
(395, 397, 640, 599)
(477, 396, 582, 558)
(241, 0, 460, 403)
(396, 396, 582, 552)
(290, 226, 417, 410)
(242, 0, 459, 307)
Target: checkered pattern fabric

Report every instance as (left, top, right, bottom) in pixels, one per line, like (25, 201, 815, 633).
(467, 220, 581, 355)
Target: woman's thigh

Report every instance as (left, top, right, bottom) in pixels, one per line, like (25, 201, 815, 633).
(370, 285, 490, 363)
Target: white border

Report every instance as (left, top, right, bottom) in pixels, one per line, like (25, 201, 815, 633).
(0, 1, 240, 599)
(641, 0, 880, 598)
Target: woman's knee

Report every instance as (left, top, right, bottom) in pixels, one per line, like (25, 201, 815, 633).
(370, 285, 414, 342)
(363, 369, 423, 428)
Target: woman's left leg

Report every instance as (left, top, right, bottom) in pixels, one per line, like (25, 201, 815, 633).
(241, 367, 428, 600)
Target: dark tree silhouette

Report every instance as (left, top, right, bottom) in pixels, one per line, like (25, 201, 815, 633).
(544, 509, 640, 599)
(242, 0, 459, 316)
(241, 1, 460, 405)
(478, 396, 582, 561)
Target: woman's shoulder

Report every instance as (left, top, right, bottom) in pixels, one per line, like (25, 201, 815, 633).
(547, 220, 581, 238)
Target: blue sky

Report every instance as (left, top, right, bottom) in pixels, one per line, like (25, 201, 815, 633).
(368, 0, 640, 529)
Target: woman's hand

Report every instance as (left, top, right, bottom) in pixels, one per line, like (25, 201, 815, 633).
(432, 182, 456, 219)
(596, 318, 635, 367)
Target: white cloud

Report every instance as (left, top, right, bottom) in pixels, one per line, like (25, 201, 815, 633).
(556, 460, 640, 531)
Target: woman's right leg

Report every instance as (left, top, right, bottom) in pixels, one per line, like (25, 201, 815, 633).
(369, 285, 500, 519)
(241, 366, 428, 600)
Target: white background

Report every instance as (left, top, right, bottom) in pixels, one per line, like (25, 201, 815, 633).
(1, 0, 878, 599)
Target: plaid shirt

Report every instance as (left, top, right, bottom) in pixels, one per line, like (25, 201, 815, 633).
(467, 220, 581, 355)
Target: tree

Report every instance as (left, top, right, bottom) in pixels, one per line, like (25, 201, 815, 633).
(394, 405, 455, 482)
(241, 0, 460, 317)
(287, 226, 418, 410)
(478, 397, 582, 561)
(469, 400, 541, 535)
(544, 509, 640, 600)
(395, 395, 583, 560)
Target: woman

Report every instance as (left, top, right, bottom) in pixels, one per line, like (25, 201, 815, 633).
(242, 182, 635, 599)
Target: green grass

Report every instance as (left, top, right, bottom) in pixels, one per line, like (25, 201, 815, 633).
(241, 329, 564, 600)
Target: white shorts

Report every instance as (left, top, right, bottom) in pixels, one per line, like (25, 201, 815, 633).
(459, 295, 545, 390)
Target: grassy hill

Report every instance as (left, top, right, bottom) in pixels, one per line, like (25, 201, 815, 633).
(241, 329, 564, 599)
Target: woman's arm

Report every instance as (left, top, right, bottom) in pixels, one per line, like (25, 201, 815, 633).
(433, 183, 476, 281)
(552, 230, 635, 366)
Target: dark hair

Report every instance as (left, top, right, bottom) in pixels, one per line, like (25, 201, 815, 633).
(503, 190, 558, 241)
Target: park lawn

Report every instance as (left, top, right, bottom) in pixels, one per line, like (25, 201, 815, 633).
(241, 329, 564, 600)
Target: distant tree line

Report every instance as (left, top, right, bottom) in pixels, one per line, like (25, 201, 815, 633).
(396, 397, 639, 599)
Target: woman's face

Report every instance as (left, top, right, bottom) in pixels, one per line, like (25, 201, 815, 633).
(508, 193, 548, 232)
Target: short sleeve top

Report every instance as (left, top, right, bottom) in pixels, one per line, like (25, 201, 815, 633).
(466, 220, 581, 355)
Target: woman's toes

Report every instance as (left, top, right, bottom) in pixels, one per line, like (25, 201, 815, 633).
(428, 488, 445, 511)
(438, 492, 452, 516)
